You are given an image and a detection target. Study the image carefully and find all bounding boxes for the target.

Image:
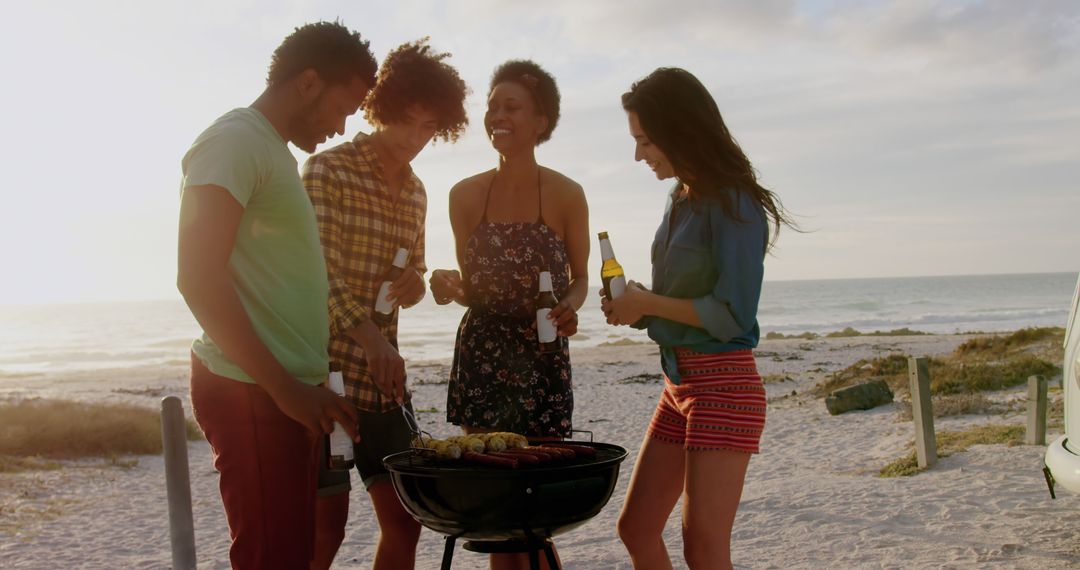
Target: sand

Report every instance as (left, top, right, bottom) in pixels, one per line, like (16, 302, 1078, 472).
(3, 334, 1080, 569)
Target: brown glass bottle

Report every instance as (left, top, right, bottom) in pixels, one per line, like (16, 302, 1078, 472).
(326, 362, 354, 470)
(598, 231, 627, 300)
(373, 248, 409, 326)
(536, 271, 561, 353)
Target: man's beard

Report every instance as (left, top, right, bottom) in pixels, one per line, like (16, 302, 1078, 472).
(289, 96, 323, 154)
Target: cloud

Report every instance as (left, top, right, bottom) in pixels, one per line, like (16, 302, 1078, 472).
(824, 0, 1080, 73)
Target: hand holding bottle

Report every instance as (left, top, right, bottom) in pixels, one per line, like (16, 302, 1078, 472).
(388, 266, 425, 309)
(267, 378, 360, 441)
(548, 300, 579, 337)
(374, 248, 410, 325)
(429, 269, 466, 305)
(600, 280, 650, 326)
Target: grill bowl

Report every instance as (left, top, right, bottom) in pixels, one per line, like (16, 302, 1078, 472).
(383, 441, 627, 541)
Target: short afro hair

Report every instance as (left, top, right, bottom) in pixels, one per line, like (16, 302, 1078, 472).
(364, 38, 469, 143)
(489, 59, 560, 144)
(267, 20, 377, 90)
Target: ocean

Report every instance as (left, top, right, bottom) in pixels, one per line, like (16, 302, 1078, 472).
(1, 272, 1075, 377)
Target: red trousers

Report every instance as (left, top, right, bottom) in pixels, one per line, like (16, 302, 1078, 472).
(190, 353, 319, 569)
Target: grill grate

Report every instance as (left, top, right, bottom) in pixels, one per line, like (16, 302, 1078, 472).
(385, 444, 623, 472)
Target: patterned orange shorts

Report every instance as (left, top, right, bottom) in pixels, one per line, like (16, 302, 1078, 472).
(647, 348, 767, 453)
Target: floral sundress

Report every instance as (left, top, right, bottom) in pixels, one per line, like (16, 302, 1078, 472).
(446, 209, 573, 437)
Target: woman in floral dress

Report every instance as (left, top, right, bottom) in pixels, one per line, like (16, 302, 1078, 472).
(430, 59, 589, 440)
(429, 58, 589, 570)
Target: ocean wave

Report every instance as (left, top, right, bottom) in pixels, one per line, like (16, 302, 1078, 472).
(835, 301, 885, 312)
(3, 273, 1073, 376)
(764, 307, 1069, 334)
(145, 338, 196, 349)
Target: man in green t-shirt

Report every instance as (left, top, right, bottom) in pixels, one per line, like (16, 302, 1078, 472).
(177, 21, 376, 569)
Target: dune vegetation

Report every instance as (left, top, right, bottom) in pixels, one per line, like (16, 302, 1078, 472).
(0, 398, 202, 473)
(812, 327, 1064, 399)
(880, 424, 1027, 478)
(819, 327, 1068, 477)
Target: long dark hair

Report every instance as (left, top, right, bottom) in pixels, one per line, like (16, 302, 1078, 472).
(621, 67, 795, 249)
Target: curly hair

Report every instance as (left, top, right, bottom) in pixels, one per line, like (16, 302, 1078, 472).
(363, 38, 469, 143)
(489, 60, 560, 144)
(267, 20, 377, 90)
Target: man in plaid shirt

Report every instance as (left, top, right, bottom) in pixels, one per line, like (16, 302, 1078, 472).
(302, 39, 469, 570)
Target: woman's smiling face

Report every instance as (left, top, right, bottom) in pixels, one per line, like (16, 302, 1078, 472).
(485, 81, 548, 153)
(627, 111, 675, 180)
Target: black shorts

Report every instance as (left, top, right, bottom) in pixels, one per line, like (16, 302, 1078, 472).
(317, 402, 415, 495)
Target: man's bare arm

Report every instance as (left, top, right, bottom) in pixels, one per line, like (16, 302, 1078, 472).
(177, 185, 358, 438)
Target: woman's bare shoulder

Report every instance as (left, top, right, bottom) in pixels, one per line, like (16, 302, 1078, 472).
(450, 170, 496, 202)
(540, 167, 585, 200)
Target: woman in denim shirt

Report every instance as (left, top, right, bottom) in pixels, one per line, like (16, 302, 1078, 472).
(602, 67, 795, 570)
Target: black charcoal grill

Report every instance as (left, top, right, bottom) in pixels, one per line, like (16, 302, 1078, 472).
(383, 437, 627, 570)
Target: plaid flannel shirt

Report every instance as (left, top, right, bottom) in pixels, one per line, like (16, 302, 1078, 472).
(303, 132, 427, 413)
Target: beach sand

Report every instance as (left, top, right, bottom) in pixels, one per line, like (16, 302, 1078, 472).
(3, 334, 1080, 569)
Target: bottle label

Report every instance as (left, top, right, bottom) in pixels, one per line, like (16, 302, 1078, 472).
(608, 275, 627, 299)
(536, 308, 557, 343)
(375, 281, 393, 314)
(329, 424, 354, 463)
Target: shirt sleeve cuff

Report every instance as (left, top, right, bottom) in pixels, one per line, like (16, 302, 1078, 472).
(331, 301, 369, 337)
(630, 316, 651, 330)
(692, 296, 743, 342)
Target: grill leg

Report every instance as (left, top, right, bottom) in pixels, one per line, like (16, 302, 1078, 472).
(543, 541, 560, 569)
(441, 536, 456, 570)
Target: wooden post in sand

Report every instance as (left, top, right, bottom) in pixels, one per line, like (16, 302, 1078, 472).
(1026, 375, 1048, 446)
(908, 357, 937, 468)
(161, 396, 197, 569)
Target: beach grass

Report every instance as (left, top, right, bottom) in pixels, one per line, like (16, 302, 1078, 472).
(0, 399, 203, 472)
(814, 327, 1064, 398)
(880, 424, 1026, 477)
(762, 373, 795, 384)
(895, 393, 1001, 420)
(765, 327, 930, 340)
(954, 327, 1064, 359)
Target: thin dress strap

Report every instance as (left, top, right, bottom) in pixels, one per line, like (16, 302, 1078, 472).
(536, 169, 546, 226)
(483, 169, 546, 225)
(480, 172, 496, 224)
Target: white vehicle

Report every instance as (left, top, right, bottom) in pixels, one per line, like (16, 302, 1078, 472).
(1044, 272, 1080, 496)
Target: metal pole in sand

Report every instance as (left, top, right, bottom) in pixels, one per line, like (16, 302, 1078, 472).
(1026, 375, 1048, 446)
(162, 396, 197, 569)
(908, 357, 937, 469)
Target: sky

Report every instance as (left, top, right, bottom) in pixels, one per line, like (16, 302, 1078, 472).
(0, 0, 1077, 305)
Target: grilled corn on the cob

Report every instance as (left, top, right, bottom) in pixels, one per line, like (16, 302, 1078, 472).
(412, 436, 463, 460)
(446, 435, 485, 454)
(473, 433, 508, 452)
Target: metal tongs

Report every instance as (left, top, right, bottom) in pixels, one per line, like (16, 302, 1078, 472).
(400, 391, 436, 456)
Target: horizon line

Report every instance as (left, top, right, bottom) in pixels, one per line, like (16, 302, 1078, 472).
(1, 269, 1075, 309)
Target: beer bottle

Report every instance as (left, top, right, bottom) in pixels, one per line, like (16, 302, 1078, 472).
(373, 247, 409, 326)
(326, 362, 355, 470)
(535, 270, 561, 353)
(598, 231, 627, 300)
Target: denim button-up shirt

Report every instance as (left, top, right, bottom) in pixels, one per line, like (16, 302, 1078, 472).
(642, 186, 767, 384)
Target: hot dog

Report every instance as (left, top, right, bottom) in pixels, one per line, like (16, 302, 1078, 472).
(502, 448, 557, 462)
(540, 443, 598, 458)
(489, 451, 539, 465)
(538, 446, 576, 460)
(462, 451, 518, 469)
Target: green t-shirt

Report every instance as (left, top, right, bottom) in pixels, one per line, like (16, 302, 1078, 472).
(180, 108, 330, 385)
